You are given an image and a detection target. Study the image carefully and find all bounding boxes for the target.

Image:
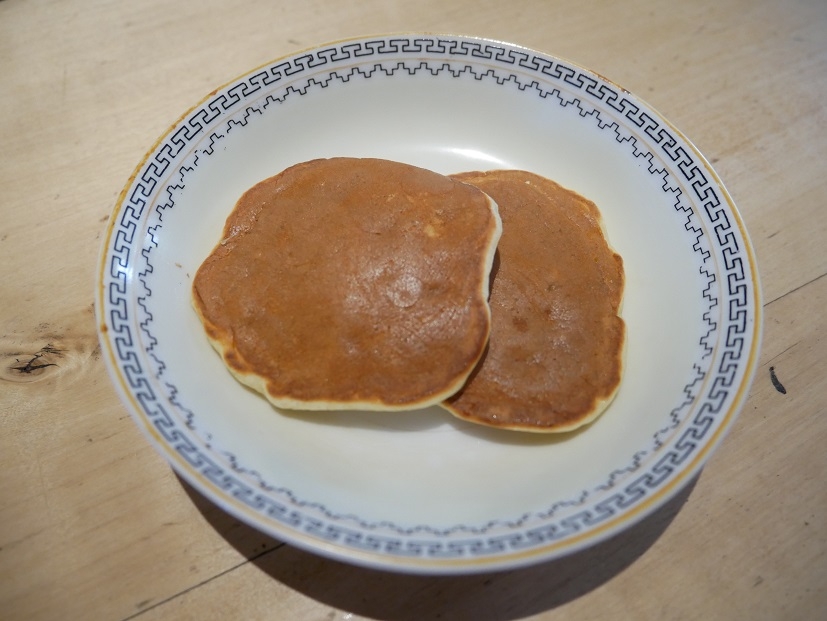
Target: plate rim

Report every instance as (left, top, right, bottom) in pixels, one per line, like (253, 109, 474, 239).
(95, 32, 763, 574)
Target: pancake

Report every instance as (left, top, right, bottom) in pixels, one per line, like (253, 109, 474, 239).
(192, 157, 502, 411)
(442, 170, 625, 432)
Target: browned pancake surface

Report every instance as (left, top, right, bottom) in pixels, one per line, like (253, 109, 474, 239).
(443, 170, 625, 432)
(192, 158, 501, 410)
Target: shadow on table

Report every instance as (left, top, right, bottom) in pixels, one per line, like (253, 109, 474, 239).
(180, 473, 698, 620)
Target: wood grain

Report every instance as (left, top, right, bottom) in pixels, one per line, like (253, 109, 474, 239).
(1, 0, 825, 619)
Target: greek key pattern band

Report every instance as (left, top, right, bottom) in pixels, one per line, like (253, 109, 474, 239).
(104, 36, 754, 559)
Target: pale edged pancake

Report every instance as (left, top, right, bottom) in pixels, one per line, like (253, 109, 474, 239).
(192, 157, 502, 411)
(442, 169, 625, 433)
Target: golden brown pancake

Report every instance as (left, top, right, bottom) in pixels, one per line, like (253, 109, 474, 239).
(192, 157, 502, 411)
(442, 170, 625, 432)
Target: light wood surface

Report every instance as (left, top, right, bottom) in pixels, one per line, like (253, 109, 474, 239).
(1, 0, 825, 619)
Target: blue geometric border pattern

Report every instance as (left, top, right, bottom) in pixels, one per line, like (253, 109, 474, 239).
(105, 36, 753, 560)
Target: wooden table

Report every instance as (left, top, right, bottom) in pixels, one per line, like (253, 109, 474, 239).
(2, 0, 825, 619)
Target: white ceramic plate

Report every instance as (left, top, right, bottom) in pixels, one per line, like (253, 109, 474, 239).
(97, 34, 762, 574)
